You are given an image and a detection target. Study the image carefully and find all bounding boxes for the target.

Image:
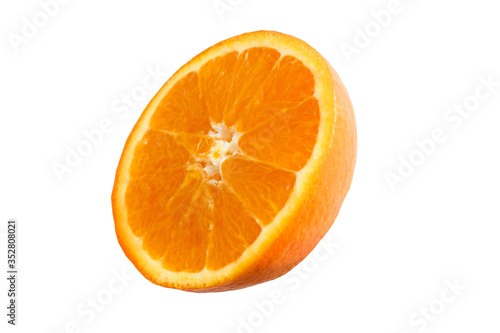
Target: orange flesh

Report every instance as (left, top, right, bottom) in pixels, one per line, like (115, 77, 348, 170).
(124, 47, 319, 272)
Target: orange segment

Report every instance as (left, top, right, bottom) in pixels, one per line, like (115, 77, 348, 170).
(238, 98, 320, 171)
(125, 165, 186, 236)
(207, 183, 262, 270)
(124, 180, 158, 238)
(125, 130, 189, 238)
(149, 72, 211, 134)
(141, 172, 210, 272)
(223, 47, 281, 127)
(129, 130, 191, 179)
(236, 55, 316, 132)
(198, 51, 238, 123)
(221, 155, 296, 225)
(112, 31, 357, 292)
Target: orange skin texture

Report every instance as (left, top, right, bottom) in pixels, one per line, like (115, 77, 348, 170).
(112, 31, 357, 292)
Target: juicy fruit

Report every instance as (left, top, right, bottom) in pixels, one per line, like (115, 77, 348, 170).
(112, 31, 357, 292)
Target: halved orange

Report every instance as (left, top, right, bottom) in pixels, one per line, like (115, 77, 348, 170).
(112, 31, 356, 292)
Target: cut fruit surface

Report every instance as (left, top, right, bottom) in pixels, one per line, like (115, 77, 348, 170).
(112, 31, 357, 292)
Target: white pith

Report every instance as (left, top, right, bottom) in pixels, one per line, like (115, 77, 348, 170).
(203, 123, 241, 185)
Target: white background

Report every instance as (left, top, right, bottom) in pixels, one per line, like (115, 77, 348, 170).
(1, 0, 500, 332)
